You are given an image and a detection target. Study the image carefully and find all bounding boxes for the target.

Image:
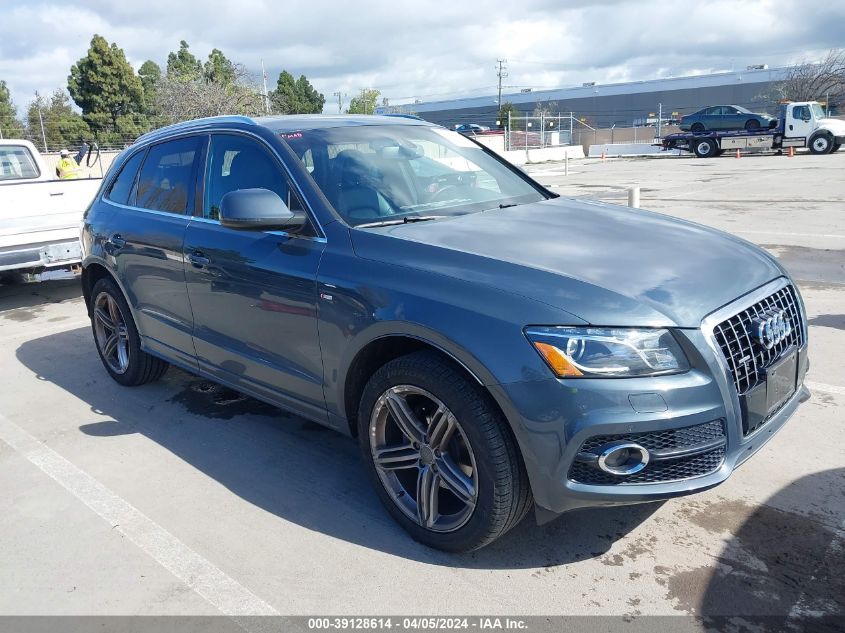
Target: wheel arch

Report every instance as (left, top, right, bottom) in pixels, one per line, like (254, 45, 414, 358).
(82, 260, 118, 310)
(341, 332, 496, 437)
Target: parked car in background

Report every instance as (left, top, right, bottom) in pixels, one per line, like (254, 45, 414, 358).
(81, 114, 808, 552)
(455, 123, 491, 135)
(0, 139, 102, 276)
(679, 105, 777, 133)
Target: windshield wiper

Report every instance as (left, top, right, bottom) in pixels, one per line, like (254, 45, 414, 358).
(498, 203, 519, 209)
(356, 216, 444, 228)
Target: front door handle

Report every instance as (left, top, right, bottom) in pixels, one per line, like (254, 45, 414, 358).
(107, 234, 126, 249)
(187, 251, 210, 268)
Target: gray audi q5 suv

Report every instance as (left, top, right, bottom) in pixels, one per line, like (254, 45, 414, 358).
(81, 114, 809, 551)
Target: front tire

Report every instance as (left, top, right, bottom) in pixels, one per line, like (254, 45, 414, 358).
(744, 119, 761, 131)
(809, 132, 834, 155)
(89, 277, 168, 386)
(357, 351, 531, 552)
(691, 122, 705, 134)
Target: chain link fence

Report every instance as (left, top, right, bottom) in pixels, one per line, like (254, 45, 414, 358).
(504, 114, 575, 150)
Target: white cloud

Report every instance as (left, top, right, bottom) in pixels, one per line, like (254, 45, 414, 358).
(0, 0, 842, 114)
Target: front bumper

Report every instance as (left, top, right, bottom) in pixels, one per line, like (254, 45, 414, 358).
(489, 283, 809, 520)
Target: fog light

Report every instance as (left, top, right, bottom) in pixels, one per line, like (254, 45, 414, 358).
(597, 442, 650, 475)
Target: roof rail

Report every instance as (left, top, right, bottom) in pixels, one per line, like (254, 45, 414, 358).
(134, 115, 257, 145)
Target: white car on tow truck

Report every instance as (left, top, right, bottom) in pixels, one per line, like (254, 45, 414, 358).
(0, 139, 102, 276)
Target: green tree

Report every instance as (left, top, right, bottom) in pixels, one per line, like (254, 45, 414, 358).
(204, 49, 236, 85)
(138, 60, 162, 115)
(270, 71, 325, 114)
(166, 40, 202, 81)
(26, 90, 91, 151)
(347, 88, 380, 114)
(68, 35, 144, 137)
(498, 102, 520, 129)
(0, 80, 25, 138)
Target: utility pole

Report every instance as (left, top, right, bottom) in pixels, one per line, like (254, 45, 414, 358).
(496, 58, 508, 108)
(260, 59, 270, 114)
(657, 103, 663, 139)
(37, 106, 47, 153)
(333, 91, 343, 114)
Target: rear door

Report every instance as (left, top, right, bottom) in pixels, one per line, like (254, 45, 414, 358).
(183, 132, 327, 421)
(103, 135, 205, 369)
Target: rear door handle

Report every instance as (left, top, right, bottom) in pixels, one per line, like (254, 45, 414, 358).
(107, 234, 126, 249)
(187, 251, 210, 268)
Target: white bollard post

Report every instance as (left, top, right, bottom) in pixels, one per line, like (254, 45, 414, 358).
(628, 186, 640, 208)
(565, 154, 569, 176)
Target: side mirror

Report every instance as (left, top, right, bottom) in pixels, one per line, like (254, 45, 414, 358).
(219, 188, 306, 232)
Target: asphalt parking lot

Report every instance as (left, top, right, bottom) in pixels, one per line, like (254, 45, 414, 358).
(1, 151, 843, 627)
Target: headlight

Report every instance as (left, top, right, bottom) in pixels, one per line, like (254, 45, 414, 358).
(525, 326, 689, 378)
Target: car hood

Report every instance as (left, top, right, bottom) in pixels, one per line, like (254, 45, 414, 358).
(350, 198, 785, 328)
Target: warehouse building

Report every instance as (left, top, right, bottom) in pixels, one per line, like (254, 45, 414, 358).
(377, 66, 790, 129)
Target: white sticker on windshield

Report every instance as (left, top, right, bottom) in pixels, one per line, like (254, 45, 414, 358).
(431, 127, 480, 148)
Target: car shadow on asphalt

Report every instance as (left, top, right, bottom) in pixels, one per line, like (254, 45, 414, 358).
(16, 326, 660, 569)
(676, 467, 845, 631)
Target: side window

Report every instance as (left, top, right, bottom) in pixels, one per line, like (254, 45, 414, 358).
(136, 137, 201, 214)
(205, 134, 305, 221)
(0, 145, 40, 181)
(106, 150, 145, 205)
(793, 105, 809, 120)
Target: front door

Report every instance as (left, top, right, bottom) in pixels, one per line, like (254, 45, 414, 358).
(104, 135, 205, 368)
(787, 104, 813, 140)
(183, 133, 327, 422)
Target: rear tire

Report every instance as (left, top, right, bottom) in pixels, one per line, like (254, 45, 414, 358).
(691, 123, 705, 134)
(357, 350, 532, 552)
(809, 132, 834, 155)
(744, 119, 761, 131)
(693, 138, 718, 158)
(89, 277, 169, 386)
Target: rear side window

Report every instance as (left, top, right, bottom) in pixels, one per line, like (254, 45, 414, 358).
(136, 137, 201, 214)
(0, 145, 40, 181)
(106, 150, 145, 205)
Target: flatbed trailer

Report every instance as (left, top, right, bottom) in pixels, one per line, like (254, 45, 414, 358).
(660, 101, 845, 158)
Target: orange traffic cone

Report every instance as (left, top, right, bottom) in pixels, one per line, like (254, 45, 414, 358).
(600, 150, 606, 160)
(788, 146, 795, 158)
(735, 149, 741, 158)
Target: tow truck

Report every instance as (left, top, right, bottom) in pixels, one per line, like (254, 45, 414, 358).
(660, 101, 845, 157)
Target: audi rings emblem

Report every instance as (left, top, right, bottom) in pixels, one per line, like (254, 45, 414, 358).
(751, 309, 792, 349)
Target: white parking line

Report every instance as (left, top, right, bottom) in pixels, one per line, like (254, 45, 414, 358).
(0, 413, 279, 618)
(806, 381, 845, 396)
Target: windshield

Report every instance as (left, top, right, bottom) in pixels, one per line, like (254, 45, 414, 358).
(280, 124, 547, 226)
(811, 103, 826, 120)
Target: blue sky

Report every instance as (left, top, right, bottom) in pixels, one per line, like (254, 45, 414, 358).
(1, 0, 843, 114)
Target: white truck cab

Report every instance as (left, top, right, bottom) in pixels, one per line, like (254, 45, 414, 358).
(0, 139, 103, 275)
(783, 101, 845, 154)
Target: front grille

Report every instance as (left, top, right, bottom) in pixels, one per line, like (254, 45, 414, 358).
(568, 419, 726, 485)
(711, 284, 804, 396)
